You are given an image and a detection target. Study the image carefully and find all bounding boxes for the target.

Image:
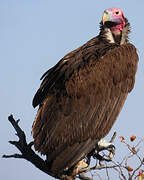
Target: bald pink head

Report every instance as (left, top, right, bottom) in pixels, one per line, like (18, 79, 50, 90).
(102, 8, 126, 33)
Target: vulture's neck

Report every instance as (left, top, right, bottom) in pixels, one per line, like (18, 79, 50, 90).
(99, 19, 130, 45)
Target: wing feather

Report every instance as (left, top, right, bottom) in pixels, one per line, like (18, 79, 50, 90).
(32, 41, 138, 172)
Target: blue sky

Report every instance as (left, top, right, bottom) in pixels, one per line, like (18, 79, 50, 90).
(1, 1, 144, 179)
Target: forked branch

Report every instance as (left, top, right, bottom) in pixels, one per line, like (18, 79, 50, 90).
(3, 115, 54, 177)
(3, 115, 144, 180)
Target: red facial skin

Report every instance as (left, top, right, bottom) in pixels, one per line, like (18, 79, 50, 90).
(104, 8, 126, 33)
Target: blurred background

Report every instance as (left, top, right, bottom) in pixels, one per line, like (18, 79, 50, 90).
(1, 0, 143, 179)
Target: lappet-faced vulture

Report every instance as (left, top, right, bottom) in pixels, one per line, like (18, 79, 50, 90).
(32, 8, 138, 179)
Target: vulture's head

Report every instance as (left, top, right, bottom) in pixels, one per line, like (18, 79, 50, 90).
(102, 8, 125, 33)
(100, 8, 130, 44)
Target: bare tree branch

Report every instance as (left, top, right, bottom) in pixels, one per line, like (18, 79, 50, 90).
(3, 154, 23, 158)
(2, 115, 56, 178)
(3, 115, 144, 180)
(109, 131, 117, 143)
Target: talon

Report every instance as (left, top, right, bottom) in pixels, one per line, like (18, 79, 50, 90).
(76, 159, 88, 169)
(73, 159, 88, 175)
(107, 144, 115, 153)
(92, 138, 116, 162)
(107, 144, 115, 151)
(109, 151, 114, 160)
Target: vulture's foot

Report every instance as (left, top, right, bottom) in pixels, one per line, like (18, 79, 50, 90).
(66, 159, 88, 178)
(74, 159, 88, 173)
(93, 138, 115, 162)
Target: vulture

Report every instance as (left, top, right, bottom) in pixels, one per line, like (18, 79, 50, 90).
(32, 8, 138, 179)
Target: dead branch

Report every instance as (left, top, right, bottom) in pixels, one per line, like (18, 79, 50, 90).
(3, 115, 144, 180)
(109, 131, 117, 143)
(2, 115, 55, 178)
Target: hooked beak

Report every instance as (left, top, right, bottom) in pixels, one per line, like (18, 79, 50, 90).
(102, 12, 110, 25)
(102, 12, 124, 25)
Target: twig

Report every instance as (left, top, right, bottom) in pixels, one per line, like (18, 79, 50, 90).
(104, 162, 110, 180)
(130, 157, 144, 179)
(3, 154, 23, 158)
(110, 132, 117, 143)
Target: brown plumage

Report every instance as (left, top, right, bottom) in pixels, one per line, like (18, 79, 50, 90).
(32, 8, 138, 177)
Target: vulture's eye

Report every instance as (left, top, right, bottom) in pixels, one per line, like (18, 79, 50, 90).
(115, 11, 120, 15)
